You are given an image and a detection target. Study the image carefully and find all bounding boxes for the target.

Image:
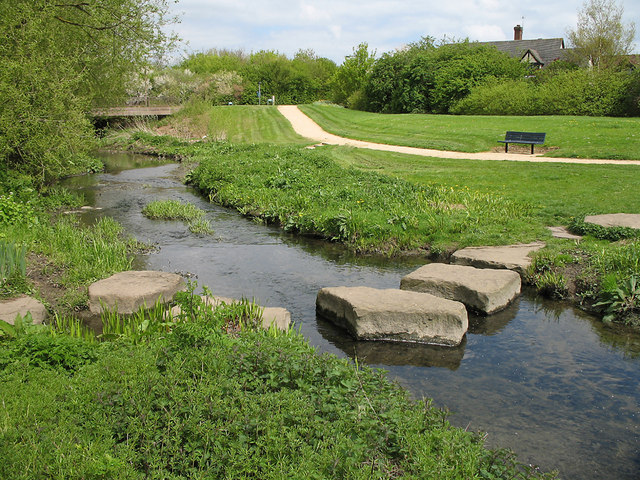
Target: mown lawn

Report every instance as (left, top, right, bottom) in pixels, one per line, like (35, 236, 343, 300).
(325, 146, 640, 225)
(299, 104, 640, 160)
(158, 102, 309, 144)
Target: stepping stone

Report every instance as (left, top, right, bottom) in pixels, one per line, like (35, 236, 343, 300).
(0, 295, 47, 325)
(451, 242, 545, 275)
(584, 213, 640, 230)
(170, 295, 291, 331)
(89, 270, 185, 314)
(400, 263, 521, 314)
(316, 286, 468, 346)
(548, 226, 582, 240)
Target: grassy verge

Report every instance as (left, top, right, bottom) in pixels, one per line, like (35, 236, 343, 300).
(299, 103, 640, 160)
(0, 187, 139, 314)
(0, 288, 556, 479)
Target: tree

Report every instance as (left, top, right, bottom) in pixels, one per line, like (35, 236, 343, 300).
(567, 0, 636, 69)
(0, 0, 177, 185)
(330, 43, 376, 108)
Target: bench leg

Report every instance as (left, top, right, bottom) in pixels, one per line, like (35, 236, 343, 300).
(530, 144, 534, 154)
(505, 143, 509, 153)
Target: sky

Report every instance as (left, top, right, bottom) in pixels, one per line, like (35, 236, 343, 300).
(165, 0, 640, 64)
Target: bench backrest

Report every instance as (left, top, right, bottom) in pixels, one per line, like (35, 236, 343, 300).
(505, 131, 546, 143)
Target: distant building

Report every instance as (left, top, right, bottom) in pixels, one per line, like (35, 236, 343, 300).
(479, 25, 568, 69)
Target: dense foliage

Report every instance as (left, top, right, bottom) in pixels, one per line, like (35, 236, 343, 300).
(0, 296, 556, 479)
(452, 66, 640, 116)
(363, 40, 528, 114)
(0, 0, 176, 185)
(150, 48, 337, 106)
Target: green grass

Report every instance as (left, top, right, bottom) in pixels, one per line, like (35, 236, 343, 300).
(0, 188, 138, 312)
(325, 147, 640, 226)
(180, 141, 543, 253)
(164, 102, 309, 144)
(143, 199, 215, 235)
(299, 104, 640, 160)
(0, 292, 556, 479)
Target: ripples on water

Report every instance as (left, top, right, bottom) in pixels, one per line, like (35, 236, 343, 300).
(64, 154, 640, 479)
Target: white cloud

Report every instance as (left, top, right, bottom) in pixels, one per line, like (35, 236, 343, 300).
(164, 0, 639, 63)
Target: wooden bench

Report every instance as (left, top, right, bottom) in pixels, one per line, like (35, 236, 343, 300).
(498, 131, 546, 154)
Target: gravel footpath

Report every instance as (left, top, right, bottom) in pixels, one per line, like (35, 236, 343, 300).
(277, 105, 640, 166)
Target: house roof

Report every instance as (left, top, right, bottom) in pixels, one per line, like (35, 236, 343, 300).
(479, 38, 568, 66)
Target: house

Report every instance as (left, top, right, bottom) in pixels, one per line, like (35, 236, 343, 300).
(479, 25, 568, 68)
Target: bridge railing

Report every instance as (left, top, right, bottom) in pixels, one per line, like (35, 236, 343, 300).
(92, 95, 182, 108)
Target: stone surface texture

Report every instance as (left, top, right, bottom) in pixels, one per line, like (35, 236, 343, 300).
(316, 286, 468, 346)
(451, 242, 545, 275)
(0, 295, 47, 325)
(170, 295, 291, 331)
(89, 270, 185, 314)
(400, 263, 521, 314)
(584, 213, 640, 230)
(548, 226, 583, 240)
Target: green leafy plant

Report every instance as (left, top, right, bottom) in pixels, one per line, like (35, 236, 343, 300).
(569, 215, 639, 241)
(594, 275, 640, 324)
(0, 241, 27, 294)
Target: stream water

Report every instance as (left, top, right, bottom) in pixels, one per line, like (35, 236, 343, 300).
(64, 153, 640, 479)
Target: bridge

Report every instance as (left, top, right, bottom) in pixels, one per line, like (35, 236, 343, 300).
(92, 105, 182, 118)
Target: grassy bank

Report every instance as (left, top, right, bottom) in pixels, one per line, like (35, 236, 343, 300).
(153, 102, 309, 144)
(299, 104, 640, 160)
(0, 290, 555, 479)
(0, 187, 138, 314)
(113, 130, 639, 324)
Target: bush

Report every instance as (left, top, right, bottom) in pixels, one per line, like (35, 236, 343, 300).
(454, 69, 637, 116)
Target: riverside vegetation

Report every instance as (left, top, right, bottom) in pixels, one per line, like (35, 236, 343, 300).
(0, 117, 558, 478)
(108, 103, 640, 326)
(0, 286, 556, 479)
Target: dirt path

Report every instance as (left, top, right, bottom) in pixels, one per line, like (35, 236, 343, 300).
(277, 105, 640, 166)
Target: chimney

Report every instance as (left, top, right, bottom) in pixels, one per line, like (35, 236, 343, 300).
(514, 25, 523, 41)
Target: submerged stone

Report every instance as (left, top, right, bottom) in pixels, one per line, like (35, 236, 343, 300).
(88, 270, 185, 314)
(316, 286, 467, 346)
(451, 242, 545, 275)
(400, 263, 521, 314)
(0, 295, 47, 325)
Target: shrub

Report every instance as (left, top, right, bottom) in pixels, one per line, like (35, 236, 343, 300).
(454, 69, 637, 116)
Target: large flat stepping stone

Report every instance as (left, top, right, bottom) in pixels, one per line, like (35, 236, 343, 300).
(171, 295, 291, 331)
(316, 286, 468, 346)
(451, 242, 545, 275)
(584, 213, 640, 230)
(548, 226, 582, 240)
(89, 270, 185, 314)
(400, 263, 521, 314)
(0, 295, 47, 325)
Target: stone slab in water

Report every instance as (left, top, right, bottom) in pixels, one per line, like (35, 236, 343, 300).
(89, 270, 185, 314)
(584, 213, 640, 230)
(400, 263, 521, 314)
(450, 242, 545, 275)
(170, 295, 291, 331)
(0, 295, 47, 325)
(316, 286, 468, 346)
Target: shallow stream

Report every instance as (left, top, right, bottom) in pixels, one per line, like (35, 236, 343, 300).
(64, 153, 640, 479)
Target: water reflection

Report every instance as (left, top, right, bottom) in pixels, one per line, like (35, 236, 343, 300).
(63, 154, 640, 480)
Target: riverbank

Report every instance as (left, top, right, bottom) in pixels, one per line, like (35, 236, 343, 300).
(104, 127, 639, 327)
(0, 171, 559, 479)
